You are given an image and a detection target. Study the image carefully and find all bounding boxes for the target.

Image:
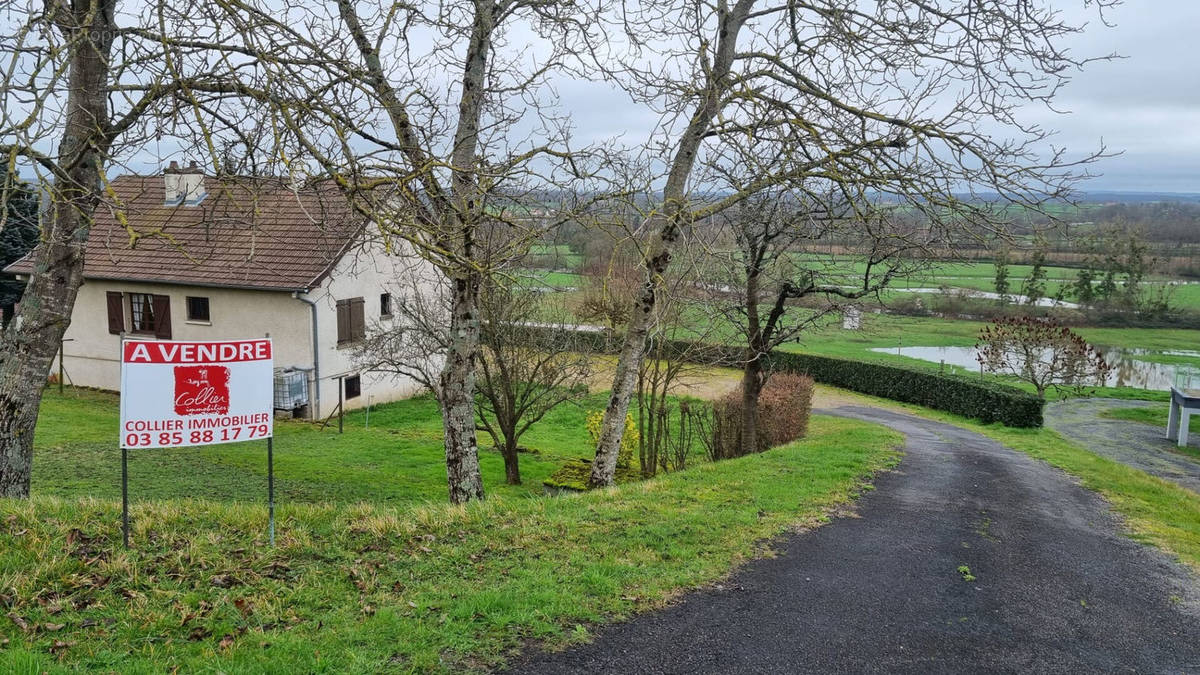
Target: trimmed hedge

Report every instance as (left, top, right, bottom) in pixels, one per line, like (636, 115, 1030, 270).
(511, 325, 1044, 428)
(766, 351, 1043, 428)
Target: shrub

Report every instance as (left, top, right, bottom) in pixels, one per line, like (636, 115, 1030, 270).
(976, 316, 1110, 399)
(758, 373, 814, 447)
(707, 373, 815, 459)
(767, 351, 1044, 428)
(708, 397, 742, 460)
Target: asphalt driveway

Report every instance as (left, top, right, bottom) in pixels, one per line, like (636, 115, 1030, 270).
(505, 406, 1200, 674)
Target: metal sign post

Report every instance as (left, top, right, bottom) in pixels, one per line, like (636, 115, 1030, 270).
(119, 338, 275, 549)
(121, 447, 129, 549)
(267, 436, 275, 546)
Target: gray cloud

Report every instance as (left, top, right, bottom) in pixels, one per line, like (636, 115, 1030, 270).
(976, 1, 1199, 192)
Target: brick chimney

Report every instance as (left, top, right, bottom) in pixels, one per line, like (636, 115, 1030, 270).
(164, 161, 207, 206)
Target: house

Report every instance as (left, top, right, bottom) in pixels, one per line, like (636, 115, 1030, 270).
(4, 162, 438, 419)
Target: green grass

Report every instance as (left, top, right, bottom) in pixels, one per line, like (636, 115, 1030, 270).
(815, 385, 1200, 573)
(0, 415, 901, 673)
(513, 269, 583, 291)
(527, 244, 582, 270)
(1100, 406, 1170, 427)
(32, 388, 612, 505)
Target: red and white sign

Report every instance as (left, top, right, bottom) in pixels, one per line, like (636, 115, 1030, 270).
(120, 339, 274, 449)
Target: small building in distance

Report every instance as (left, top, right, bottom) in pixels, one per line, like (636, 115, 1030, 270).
(4, 162, 438, 419)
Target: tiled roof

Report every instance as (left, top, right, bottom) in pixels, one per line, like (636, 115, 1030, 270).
(5, 174, 363, 291)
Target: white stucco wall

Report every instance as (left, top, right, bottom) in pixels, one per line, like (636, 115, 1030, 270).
(58, 281, 311, 392)
(53, 234, 440, 420)
(298, 237, 440, 417)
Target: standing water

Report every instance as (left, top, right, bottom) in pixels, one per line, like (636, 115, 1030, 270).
(869, 345, 1200, 391)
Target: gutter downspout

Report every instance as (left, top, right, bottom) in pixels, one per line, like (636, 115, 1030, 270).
(293, 291, 321, 420)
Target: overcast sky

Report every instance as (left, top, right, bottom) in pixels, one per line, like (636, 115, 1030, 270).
(1026, 1, 1200, 193)
(101, 1, 1198, 195)
(555, 1, 1200, 195)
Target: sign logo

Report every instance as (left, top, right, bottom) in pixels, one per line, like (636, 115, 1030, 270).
(173, 365, 230, 416)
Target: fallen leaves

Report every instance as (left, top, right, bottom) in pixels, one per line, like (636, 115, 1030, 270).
(209, 574, 238, 589)
(49, 639, 74, 654)
(233, 598, 253, 618)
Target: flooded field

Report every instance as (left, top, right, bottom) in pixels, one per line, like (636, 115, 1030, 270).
(871, 345, 1200, 391)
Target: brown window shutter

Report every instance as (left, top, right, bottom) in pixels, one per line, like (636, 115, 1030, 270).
(350, 298, 365, 340)
(152, 294, 172, 339)
(336, 299, 350, 345)
(106, 292, 124, 334)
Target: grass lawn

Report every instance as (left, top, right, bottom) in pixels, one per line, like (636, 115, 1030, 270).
(814, 385, 1200, 573)
(1100, 406, 1170, 427)
(32, 388, 620, 505)
(0, 411, 901, 672)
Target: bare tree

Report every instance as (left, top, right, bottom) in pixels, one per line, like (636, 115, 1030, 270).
(0, 0, 248, 497)
(205, 0, 610, 503)
(976, 316, 1111, 399)
(703, 186, 926, 456)
(476, 282, 591, 485)
(629, 240, 730, 477)
(587, 0, 1116, 486)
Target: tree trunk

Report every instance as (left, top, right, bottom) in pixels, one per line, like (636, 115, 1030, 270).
(0, 1, 115, 498)
(740, 264, 763, 456)
(740, 355, 763, 456)
(438, 275, 485, 503)
(587, 3, 751, 487)
(501, 435, 521, 486)
(588, 265, 659, 487)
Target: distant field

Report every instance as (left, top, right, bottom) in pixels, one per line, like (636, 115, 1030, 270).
(786, 313, 1200, 400)
(515, 269, 583, 290)
(784, 255, 1196, 308)
(528, 243, 582, 270)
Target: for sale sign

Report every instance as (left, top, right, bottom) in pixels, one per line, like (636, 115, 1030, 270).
(120, 339, 274, 449)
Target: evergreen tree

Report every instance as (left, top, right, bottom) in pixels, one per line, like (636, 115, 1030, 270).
(1073, 267, 1096, 306)
(1021, 235, 1048, 306)
(0, 179, 39, 327)
(993, 246, 1011, 304)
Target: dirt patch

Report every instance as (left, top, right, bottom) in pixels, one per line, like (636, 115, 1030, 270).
(586, 356, 743, 401)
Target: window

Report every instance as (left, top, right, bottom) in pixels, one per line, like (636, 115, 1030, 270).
(336, 297, 365, 346)
(125, 293, 172, 338)
(344, 374, 361, 400)
(106, 292, 125, 334)
(380, 292, 392, 318)
(186, 296, 210, 322)
(129, 293, 156, 333)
